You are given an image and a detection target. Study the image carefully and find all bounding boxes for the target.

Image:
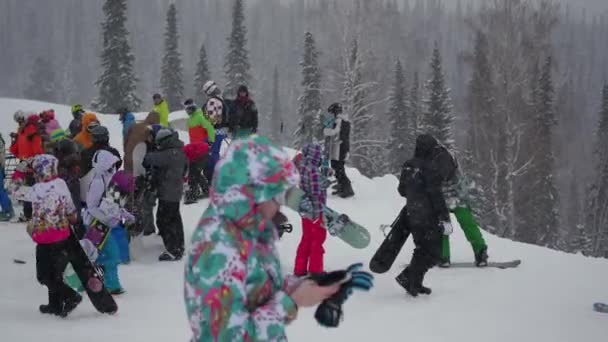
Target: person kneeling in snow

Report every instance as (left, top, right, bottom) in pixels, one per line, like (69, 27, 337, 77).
(294, 143, 330, 276)
(83, 150, 133, 295)
(143, 128, 187, 261)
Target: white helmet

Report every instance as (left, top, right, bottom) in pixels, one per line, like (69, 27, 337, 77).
(13, 110, 25, 122)
(203, 80, 219, 96)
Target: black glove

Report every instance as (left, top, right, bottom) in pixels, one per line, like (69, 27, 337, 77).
(310, 263, 374, 328)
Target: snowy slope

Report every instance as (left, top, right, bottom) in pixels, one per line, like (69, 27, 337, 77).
(1, 98, 607, 341)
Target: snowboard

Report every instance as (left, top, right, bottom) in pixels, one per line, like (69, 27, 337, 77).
(402, 259, 522, 269)
(593, 303, 608, 313)
(65, 227, 117, 314)
(284, 187, 370, 249)
(369, 208, 409, 274)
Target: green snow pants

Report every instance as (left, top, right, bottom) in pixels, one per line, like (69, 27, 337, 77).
(441, 206, 487, 260)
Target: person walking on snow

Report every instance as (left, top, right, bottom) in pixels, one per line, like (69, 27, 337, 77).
(323, 103, 354, 198)
(152, 93, 171, 128)
(394, 136, 450, 297)
(11, 154, 83, 317)
(184, 136, 336, 341)
(83, 150, 134, 294)
(229, 85, 258, 139)
(0, 133, 14, 221)
(418, 135, 489, 267)
(202, 80, 228, 182)
(143, 128, 187, 261)
(294, 143, 330, 276)
(69, 105, 85, 138)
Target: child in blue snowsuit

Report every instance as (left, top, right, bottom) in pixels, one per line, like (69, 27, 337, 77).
(83, 150, 134, 295)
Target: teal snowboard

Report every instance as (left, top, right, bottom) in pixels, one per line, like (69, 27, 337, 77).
(284, 187, 370, 249)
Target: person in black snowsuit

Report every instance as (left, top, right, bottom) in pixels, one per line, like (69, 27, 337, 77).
(323, 103, 354, 198)
(80, 126, 122, 177)
(143, 128, 187, 261)
(394, 134, 453, 297)
(229, 85, 258, 138)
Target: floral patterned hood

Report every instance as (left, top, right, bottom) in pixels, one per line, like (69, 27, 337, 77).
(204, 136, 299, 229)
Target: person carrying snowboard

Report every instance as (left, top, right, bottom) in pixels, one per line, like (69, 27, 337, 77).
(152, 93, 171, 128)
(394, 135, 452, 297)
(184, 135, 374, 340)
(143, 128, 187, 261)
(83, 150, 134, 295)
(229, 85, 258, 139)
(323, 103, 354, 198)
(11, 154, 83, 317)
(418, 135, 489, 267)
(202, 80, 228, 182)
(294, 143, 329, 276)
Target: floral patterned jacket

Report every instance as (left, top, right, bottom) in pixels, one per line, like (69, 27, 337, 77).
(184, 136, 301, 342)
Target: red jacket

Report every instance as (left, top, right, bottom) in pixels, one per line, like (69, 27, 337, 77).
(10, 120, 44, 160)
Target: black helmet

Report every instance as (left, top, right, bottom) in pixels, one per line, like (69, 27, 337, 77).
(90, 125, 110, 144)
(328, 103, 343, 115)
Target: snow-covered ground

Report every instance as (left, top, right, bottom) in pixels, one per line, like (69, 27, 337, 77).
(0, 98, 607, 341)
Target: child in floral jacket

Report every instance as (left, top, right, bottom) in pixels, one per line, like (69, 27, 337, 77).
(12, 154, 82, 317)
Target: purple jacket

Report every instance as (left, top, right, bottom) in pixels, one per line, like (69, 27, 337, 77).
(299, 143, 327, 220)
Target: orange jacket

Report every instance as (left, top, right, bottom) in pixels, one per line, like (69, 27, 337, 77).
(73, 113, 99, 150)
(10, 121, 44, 160)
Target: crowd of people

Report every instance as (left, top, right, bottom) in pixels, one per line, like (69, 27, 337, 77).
(0, 76, 493, 340)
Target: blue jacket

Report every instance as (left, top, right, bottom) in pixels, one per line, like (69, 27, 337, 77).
(120, 112, 136, 142)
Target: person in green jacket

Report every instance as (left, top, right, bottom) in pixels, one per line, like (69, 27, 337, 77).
(183, 99, 215, 144)
(184, 136, 343, 341)
(152, 93, 170, 127)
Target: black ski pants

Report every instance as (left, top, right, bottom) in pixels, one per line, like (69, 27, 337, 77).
(133, 176, 157, 236)
(156, 200, 184, 257)
(36, 240, 79, 311)
(23, 173, 35, 219)
(187, 157, 209, 198)
(331, 160, 351, 186)
(399, 221, 442, 287)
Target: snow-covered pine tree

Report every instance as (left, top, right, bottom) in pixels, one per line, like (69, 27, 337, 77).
(586, 83, 608, 257)
(94, 0, 140, 113)
(387, 59, 411, 175)
(420, 44, 454, 148)
(194, 43, 211, 106)
(224, 0, 251, 97)
(24, 56, 57, 103)
(294, 32, 321, 149)
(462, 31, 495, 231)
(342, 39, 384, 177)
(528, 56, 560, 247)
(410, 71, 421, 135)
(269, 65, 283, 145)
(160, 4, 184, 111)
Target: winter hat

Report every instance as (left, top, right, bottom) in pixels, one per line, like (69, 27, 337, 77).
(50, 129, 68, 142)
(13, 110, 25, 123)
(328, 102, 343, 115)
(150, 124, 163, 138)
(90, 125, 110, 144)
(111, 170, 135, 194)
(152, 93, 162, 100)
(208, 135, 299, 223)
(203, 80, 219, 96)
(31, 154, 58, 182)
(25, 112, 40, 124)
(183, 98, 197, 113)
(155, 128, 174, 145)
(414, 134, 439, 160)
(40, 109, 55, 121)
(71, 104, 83, 114)
(237, 85, 249, 96)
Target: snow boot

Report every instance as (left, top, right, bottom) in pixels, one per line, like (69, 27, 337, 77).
(419, 285, 432, 295)
(438, 258, 451, 268)
(475, 246, 489, 267)
(0, 210, 14, 222)
(57, 292, 82, 318)
(39, 304, 57, 315)
(159, 250, 181, 262)
(337, 182, 354, 198)
(395, 269, 420, 297)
